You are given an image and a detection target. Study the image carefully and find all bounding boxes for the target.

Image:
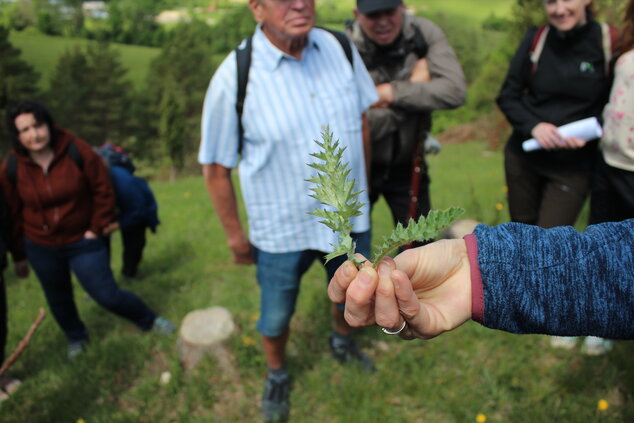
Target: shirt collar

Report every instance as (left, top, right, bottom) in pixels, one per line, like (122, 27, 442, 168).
(254, 24, 320, 72)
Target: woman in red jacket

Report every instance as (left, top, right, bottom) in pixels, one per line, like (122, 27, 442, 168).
(1, 100, 174, 360)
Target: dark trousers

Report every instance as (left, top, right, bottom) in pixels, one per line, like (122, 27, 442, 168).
(370, 162, 431, 226)
(24, 237, 156, 343)
(505, 149, 592, 228)
(590, 154, 634, 224)
(0, 273, 6, 363)
(121, 225, 147, 278)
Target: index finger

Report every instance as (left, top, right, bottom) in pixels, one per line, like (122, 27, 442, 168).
(328, 260, 359, 304)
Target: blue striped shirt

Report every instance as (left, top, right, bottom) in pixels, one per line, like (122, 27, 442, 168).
(199, 25, 378, 253)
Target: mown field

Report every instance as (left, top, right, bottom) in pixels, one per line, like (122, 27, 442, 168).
(2, 142, 631, 423)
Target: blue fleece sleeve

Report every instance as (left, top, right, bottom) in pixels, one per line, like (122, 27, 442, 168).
(474, 220, 634, 339)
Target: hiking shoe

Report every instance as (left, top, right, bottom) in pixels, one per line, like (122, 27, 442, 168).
(152, 316, 176, 335)
(581, 336, 613, 356)
(329, 334, 375, 373)
(67, 340, 87, 361)
(549, 336, 579, 350)
(262, 374, 291, 422)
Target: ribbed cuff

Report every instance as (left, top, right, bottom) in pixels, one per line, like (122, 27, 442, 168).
(464, 234, 484, 324)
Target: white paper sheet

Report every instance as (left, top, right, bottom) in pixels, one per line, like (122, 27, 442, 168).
(522, 117, 603, 152)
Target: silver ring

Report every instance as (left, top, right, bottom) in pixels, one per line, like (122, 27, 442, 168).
(381, 321, 406, 335)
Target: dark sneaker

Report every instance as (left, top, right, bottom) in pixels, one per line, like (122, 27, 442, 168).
(67, 340, 88, 361)
(262, 374, 291, 422)
(152, 317, 176, 335)
(329, 334, 375, 373)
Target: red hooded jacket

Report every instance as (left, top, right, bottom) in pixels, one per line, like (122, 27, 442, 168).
(0, 127, 115, 260)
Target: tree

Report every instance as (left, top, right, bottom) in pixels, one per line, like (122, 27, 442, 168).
(159, 82, 186, 175)
(0, 25, 39, 151)
(107, 0, 164, 46)
(47, 42, 132, 146)
(148, 21, 216, 172)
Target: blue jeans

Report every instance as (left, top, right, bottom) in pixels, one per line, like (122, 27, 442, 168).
(254, 231, 371, 337)
(25, 237, 156, 343)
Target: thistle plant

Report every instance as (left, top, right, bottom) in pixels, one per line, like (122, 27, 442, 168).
(308, 127, 464, 268)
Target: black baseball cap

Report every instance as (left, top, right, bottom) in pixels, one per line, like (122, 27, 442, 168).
(357, 0, 403, 14)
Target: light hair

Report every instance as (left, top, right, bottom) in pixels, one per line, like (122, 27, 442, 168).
(622, 0, 634, 53)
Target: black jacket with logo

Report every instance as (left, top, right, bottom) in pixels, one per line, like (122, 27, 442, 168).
(497, 20, 612, 170)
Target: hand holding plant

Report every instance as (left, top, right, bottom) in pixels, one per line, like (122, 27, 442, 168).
(308, 127, 464, 268)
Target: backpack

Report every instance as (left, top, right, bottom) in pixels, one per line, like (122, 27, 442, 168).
(97, 142, 136, 174)
(529, 23, 619, 75)
(5, 140, 83, 187)
(234, 28, 354, 155)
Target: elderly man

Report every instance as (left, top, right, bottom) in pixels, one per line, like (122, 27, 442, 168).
(348, 0, 466, 237)
(198, 0, 378, 421)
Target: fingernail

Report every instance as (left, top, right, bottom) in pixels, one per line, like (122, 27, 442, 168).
(358, 268, 373, 286)
(342, 263, 352, 278)
(378, 263, 390, 277)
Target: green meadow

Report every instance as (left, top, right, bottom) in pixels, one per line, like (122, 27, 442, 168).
(8, 29, 160, 90)
(2, 142, 631, 422)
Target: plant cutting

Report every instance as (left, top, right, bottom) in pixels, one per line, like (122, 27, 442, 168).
(308, 127, 464, 268)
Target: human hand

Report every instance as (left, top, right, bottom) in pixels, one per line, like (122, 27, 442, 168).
(103, 222, 120, 235)
(530, 123, 584, 150)
(410, 58, 431, 83)
(371, 83, 394, 108)
(228, 235, 254, 265)
(328, 239, 473, 340)
(14, 260, 29, 278)
(84, 230, 98, 239)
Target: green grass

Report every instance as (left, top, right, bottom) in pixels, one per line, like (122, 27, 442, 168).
(3, 142, 630, 422)
(8, 29, 160, 90)
(410, 0, 512, 23)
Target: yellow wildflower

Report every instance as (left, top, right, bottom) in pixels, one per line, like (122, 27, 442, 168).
(77, 419, 86, 423)
(598, 399, 609, 411)
(242, 336, 256, 347)
(476, 413, 487, 423)
(495, 203, 504, 211)
(183, 192, 191, 199)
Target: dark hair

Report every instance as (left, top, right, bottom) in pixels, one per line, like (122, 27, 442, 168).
(622, 0, 634, 54)
(4, 100, 57, 154)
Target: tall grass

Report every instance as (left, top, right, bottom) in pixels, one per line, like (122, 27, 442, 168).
(2, 142, 629, 422)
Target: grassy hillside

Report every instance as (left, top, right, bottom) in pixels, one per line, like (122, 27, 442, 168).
(8, 29, 160, 91)
(2, 142, 628, 422)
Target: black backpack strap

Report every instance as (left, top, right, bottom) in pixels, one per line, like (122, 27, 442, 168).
(235, 36, 253, 156)
(5, 153, 17, 187)
(409, 24, 429, 58)
(319, 27, 354, 68)
(234, 29, 353, 156)
(5, 141, 84, 187)
(66, 140, 84, 171)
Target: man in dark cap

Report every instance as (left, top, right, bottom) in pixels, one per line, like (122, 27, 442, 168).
(348, 0, 466, 241)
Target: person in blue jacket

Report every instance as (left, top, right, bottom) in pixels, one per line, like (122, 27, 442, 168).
(328, 219, 634, 341)
(99, 144, 159, 280)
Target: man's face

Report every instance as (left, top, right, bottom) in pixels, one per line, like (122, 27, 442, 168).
(250, 0, 315, 42)
(355, 6, 404, 46)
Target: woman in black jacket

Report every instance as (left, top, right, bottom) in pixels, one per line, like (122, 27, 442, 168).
(497, 0, 613, 228)
(497, 0, 615, 353)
